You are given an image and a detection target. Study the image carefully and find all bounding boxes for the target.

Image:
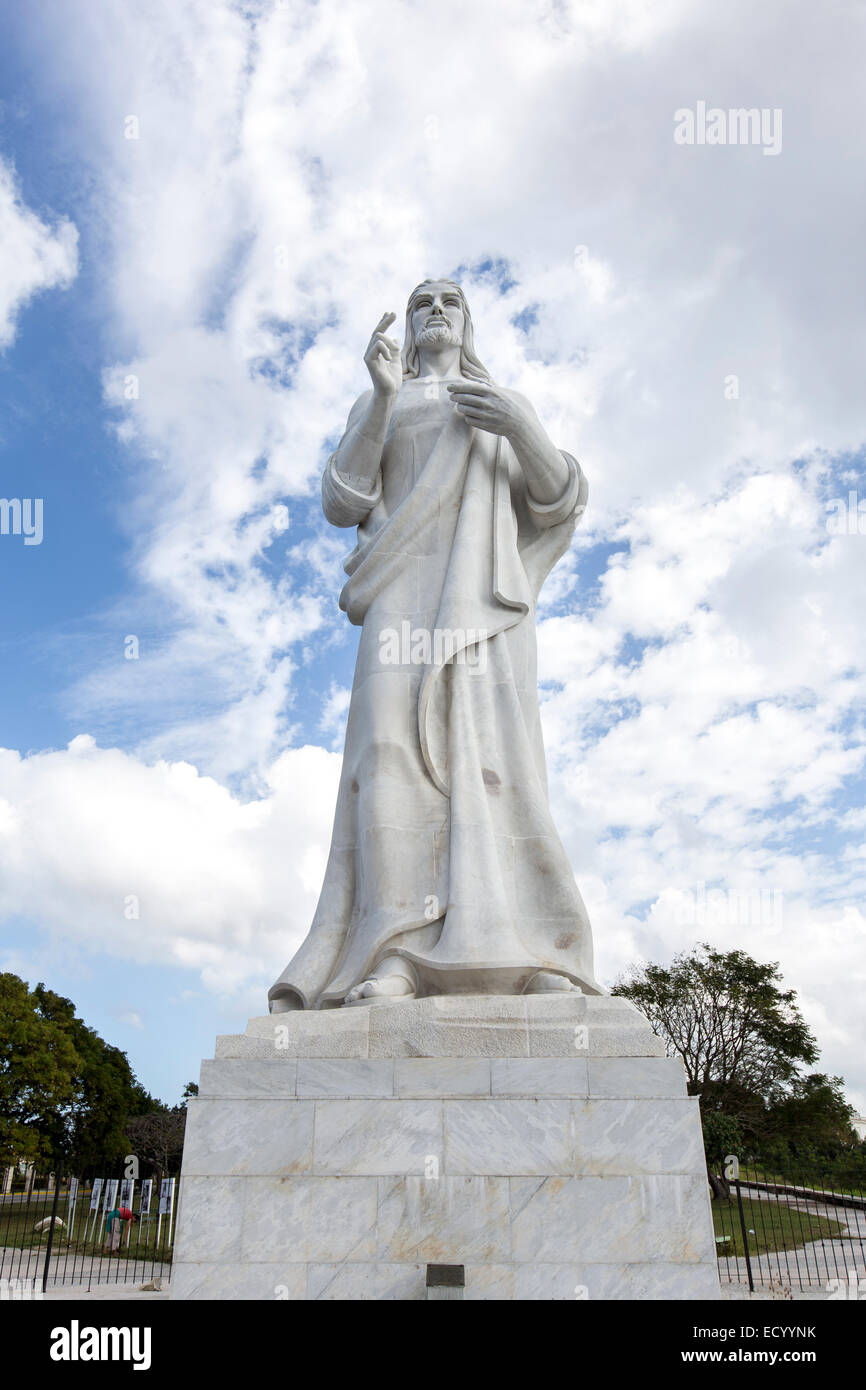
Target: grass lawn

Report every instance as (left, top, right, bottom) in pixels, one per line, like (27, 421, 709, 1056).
(713, 1194, 845, 1257)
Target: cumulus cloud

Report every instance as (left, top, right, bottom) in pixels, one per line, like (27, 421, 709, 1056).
(0, 738, 341, 996)
(0, 156, 77, 348)
(537, 468, 866, 1105)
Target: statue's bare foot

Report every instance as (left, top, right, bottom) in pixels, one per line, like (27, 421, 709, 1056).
(344, 974, 416, 1005)
(523, 970, 583, 995)
(344, 955, 417, 1005)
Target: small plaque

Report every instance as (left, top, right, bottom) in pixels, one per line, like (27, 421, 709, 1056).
(426, 1264, 465, 1289)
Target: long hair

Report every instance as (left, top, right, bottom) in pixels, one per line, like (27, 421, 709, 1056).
(401, 279, 492, 381)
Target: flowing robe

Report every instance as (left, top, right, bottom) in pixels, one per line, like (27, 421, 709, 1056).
(269, 378, 600, 1008)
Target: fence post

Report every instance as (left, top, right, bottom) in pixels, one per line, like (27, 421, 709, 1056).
(41, 1165, 63, 1295)
(734, 1177, 754, 1293)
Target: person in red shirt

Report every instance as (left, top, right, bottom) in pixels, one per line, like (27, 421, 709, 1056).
(102, 1205, 138, 1253)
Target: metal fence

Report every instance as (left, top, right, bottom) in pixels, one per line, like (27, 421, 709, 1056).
(0, 1169, 177, 1292)
(5, 1159, 864, 1298)
(714, 1166, 866, 1294)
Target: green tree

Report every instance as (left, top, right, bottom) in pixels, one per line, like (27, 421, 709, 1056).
(0, 973, 157, 1170)
(612, 944, 839, 1196)
(0, 973, 78, 1166)
(767, 1073, 856, 1150)
(123, 1082, 196, 1177)
(30, 982, 150, 1168)
(124, 1107, 186, 1178)
(701, 1113, 745, 1178)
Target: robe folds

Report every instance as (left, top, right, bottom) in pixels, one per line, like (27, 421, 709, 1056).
(269, 378, 600, 1009)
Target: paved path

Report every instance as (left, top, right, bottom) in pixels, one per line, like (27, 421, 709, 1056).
(719, 1189, 866, 1295)
(1, 1246, 171, 1289)
(42, 1282, 170, 1301)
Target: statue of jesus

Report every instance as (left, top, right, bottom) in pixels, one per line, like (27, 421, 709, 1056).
(269, 279, 600, 1011)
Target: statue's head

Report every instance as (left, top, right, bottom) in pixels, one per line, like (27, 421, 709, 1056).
(401, 278, 491, 381)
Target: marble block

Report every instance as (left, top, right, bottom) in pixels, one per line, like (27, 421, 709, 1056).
(173, 996, 720, 1301)
(215, 994, 668, 1060)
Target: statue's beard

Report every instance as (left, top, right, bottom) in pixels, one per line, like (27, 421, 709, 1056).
(416, 321, 462, 349)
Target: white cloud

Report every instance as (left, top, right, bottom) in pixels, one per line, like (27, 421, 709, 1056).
(0, 738, 341, 997)
(0, 157, 77, 348)
(112, 1008, 144, 1030)
(318, 683, 351, 749)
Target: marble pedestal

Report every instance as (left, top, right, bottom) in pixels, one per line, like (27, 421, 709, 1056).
(171, 995, 720, 1300)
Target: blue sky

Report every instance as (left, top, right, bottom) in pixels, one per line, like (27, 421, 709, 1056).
(0, 0, 864, 1112)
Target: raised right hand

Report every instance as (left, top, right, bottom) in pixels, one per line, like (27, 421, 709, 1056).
(364, 312, 403, 397)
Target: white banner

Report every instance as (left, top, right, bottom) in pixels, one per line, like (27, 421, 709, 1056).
(158, 1178, 174, 1216)
(140, 1179, 153, 1215)
(119, 1178, 134, 1208)
(89, 1178, 103, 1212)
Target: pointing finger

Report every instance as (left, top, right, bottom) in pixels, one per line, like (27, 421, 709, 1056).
(375, 312, 396, 332)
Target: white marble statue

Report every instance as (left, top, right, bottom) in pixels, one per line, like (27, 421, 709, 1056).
(269, 279, 600, 1011)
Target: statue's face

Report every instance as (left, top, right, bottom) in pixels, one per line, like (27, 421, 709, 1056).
(410, 282, 465, 351)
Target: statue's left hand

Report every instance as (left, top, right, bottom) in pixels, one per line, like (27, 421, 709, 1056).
(446, 381, 533, 440)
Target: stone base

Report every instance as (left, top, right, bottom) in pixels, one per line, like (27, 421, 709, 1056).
(172, 996, 720, 1300)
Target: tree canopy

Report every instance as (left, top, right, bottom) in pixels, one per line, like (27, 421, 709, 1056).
(0, 973, 160, 1169)
(613, 943, 857, 1171)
